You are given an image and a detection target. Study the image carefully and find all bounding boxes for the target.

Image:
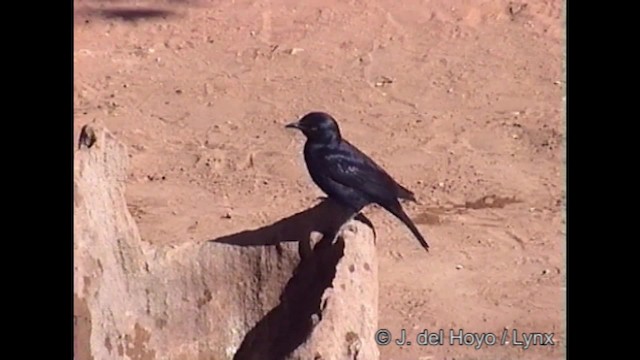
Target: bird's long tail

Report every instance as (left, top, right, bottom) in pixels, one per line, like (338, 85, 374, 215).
(386, 202, 430, 252)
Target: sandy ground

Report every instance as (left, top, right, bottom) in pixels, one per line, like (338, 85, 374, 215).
(74, 0, 565, 359)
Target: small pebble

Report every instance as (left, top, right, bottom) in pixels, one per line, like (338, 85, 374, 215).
(456, 264, 463, 270)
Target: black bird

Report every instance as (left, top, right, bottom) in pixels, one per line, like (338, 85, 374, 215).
(285, 111, 429, 252)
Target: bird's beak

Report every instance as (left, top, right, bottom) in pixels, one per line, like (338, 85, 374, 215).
(285, 121, 300, 130)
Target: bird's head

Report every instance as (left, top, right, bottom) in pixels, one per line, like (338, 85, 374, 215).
(285, 112, 342, 144)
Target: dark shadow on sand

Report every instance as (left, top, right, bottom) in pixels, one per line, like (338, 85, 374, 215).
(213, 199, 375, 249)
(209, 199, 375, 360)
(92, 7, 175, 21)
(77, 0, 202, 22)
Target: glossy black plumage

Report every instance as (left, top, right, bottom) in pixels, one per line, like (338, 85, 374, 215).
(286, 112, 429, 252)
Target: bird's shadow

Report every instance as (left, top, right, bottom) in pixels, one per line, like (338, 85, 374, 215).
(213, 198, 375, 255)
(209, 199, 376, 360)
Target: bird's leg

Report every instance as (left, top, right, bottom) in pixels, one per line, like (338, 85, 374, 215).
(338, 210, 378, 244)
(339, 207, 376, 238)
(353, 212, 377, 243)
(343, 207, 360, 226)
(327, 207, 358, 245)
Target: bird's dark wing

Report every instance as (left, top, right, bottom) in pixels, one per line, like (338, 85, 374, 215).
(320, 141, 412, 203)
